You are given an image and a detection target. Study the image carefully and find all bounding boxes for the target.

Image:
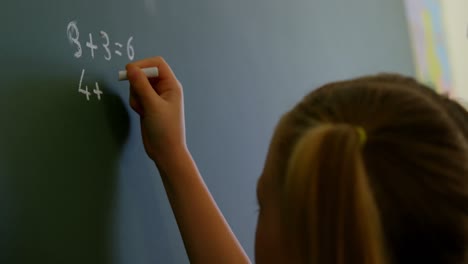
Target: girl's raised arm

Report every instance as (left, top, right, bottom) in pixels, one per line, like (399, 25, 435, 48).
(126, 57, 250, 264)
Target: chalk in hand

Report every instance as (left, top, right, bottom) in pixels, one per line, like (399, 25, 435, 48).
(118, 67, 159, 81)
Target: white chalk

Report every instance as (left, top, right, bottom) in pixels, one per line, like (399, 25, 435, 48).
(118, 67, 159, 81)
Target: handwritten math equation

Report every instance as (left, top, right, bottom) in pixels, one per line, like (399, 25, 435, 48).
(66, 20, 135, 101)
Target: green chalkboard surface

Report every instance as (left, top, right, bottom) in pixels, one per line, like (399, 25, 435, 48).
(0, 0, 413, 263)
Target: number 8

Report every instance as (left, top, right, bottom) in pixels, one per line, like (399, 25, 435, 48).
(67, 21, 82, 58)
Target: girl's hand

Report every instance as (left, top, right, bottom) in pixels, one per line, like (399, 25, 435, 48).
(126, 56, 186, 163)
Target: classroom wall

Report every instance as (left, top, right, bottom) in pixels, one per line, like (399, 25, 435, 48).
(404, 0, 468, 101)
(440, 0, 468, 101)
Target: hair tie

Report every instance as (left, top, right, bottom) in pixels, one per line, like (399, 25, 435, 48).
(355, 126, 367, 145)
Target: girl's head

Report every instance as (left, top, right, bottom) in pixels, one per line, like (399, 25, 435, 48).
(255, 74, 468, 264)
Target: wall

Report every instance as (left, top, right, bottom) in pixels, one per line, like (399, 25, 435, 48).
(441, 0, 468, 101)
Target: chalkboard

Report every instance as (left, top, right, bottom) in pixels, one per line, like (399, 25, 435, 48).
(0, 0, 414, 263)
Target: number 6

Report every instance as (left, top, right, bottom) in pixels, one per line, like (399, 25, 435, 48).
(127, 37, 135, 60)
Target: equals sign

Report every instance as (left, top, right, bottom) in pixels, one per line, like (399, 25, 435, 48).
(114, 42, 123, 56)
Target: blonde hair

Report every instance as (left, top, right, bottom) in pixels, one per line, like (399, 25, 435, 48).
(284, 124, 387, 263)
(273, 74, 468, 263)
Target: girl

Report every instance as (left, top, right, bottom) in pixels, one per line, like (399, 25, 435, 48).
(126, 57, 468, 264)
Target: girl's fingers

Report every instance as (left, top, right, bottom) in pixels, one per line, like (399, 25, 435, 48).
(131, 56, 178, 83)
(126, 63, 161, 108)
(130, 56, 182, 96)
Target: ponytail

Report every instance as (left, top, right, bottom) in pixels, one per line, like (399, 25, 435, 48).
(283, 124, 388, 264)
